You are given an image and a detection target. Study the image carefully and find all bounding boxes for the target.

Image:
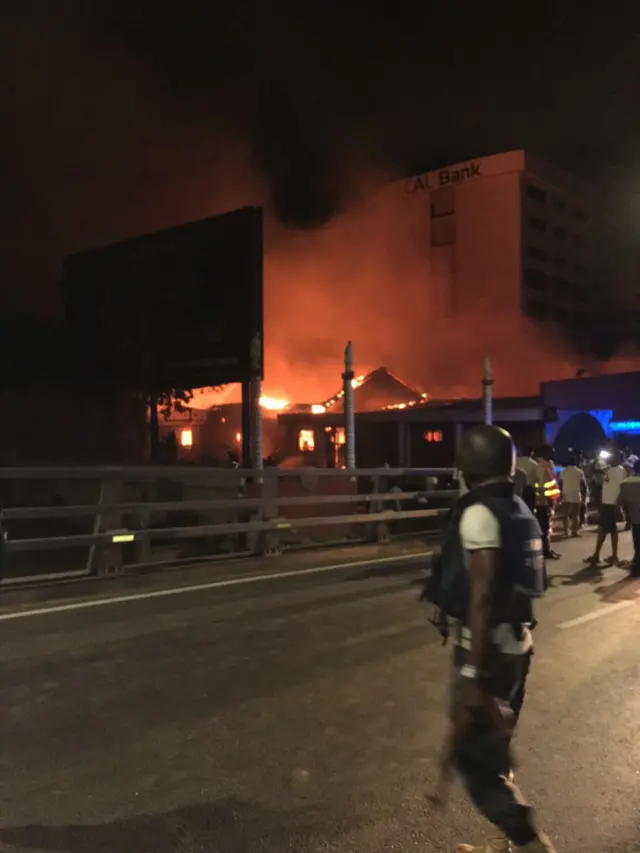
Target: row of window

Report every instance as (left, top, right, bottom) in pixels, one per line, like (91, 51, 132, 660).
(524, 299, 587, 326)
(431, 215, 456, 247)
(526, 246, 587, 274)
(525, 185, 588, 221)
(297, 427, 444, 452)
(523, 269, 586, 300)
(527, 216, 586, 246)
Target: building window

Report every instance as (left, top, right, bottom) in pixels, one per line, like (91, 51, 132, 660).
(527, 246, 547, 262)
(553, 278, 572, 297)
(430, 187, 455, 217)
(334, 427, 346, 445)
(524, 268, 548, 292)
(431, 216, 456, 246)
(552, 226, 567, 240)
(552, 196, 566, 212)
(424, 430, 443, 443)
(526, 185, 546, 203)
(528, 216, 546, 232)
(524, 300, 549, 320)
(298, 429, 315, 452)
(549, 306, 570, 324)
(180, 428, 193, 448)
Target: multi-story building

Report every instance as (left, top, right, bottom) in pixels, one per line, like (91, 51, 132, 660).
(399, 150, 596, 337)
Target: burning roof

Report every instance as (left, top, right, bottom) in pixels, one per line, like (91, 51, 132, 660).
(167, 366, 426, 418)
(315, 367, 427, 414)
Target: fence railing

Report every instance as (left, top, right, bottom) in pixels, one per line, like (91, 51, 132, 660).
(0, 466, 461, 585)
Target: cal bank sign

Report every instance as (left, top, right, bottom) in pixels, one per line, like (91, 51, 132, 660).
(405, 160, 481, 193)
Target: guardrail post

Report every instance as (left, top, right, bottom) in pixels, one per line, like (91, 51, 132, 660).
(259, 473, 282, 556)
(86, 472, 124, 576)
(370, 471, 390, 543)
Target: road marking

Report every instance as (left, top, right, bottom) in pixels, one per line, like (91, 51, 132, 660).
(0, 551, 432, 623)
(557, 599, 638, 629)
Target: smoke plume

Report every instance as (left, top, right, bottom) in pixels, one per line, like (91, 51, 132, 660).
(2, 2, 638, 405)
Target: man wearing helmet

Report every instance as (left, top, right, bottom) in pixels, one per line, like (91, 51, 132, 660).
(447, 425, 555, 853)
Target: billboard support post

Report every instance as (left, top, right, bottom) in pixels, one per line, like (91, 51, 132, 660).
(241, 380, 252, 468)
(148, 390, 160, 463)
(250, 333, 263, 470)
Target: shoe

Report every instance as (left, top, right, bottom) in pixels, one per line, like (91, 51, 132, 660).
(516, 833, 557, 852)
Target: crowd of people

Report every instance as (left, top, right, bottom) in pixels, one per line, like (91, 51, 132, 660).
(513, 445, 640, 575)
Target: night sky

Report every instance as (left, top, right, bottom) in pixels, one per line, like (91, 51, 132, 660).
(2, 1, 639, 328)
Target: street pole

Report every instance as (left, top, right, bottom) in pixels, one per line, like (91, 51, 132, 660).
(482, 356, 493, 425)
(342, 341, 356, 469)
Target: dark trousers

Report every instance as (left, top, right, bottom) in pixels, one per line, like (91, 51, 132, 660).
(632, 525, 640, 576)
(451, 646, 537, 847)
(522, 485, 536, 513)
(534, 505, 552, 556)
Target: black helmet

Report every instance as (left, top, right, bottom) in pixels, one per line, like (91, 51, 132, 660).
(456, 425, 515, 480)
(535, 444, 554, 461)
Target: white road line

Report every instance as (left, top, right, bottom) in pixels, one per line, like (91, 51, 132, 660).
(0, 551, 432, 623)
(557, 598, 639, 629)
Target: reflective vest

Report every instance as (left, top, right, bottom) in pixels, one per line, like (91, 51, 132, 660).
(535, 460, 560, 504)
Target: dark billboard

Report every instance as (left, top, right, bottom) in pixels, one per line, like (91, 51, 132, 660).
(63, 206, 263, 390)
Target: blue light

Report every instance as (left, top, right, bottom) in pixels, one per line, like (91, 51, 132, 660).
(609, 421, 640, 434)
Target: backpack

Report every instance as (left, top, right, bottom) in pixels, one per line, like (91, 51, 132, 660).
(420, 485, 546, 644)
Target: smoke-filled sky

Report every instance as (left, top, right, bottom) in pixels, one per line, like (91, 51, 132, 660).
(2, 1, 640, 399)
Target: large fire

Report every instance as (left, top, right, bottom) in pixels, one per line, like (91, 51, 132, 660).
(185, 176, 640, 410)
(259, 396, 289, 411)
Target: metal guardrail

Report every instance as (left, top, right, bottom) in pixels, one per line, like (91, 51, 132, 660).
(0, 466, 460, 585)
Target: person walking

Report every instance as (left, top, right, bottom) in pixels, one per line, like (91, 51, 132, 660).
(515, 448, 537, 513)
(425, 425, 556, 852)
(586, 450, 627, 567)
(559, 456, 586, 537)
(533, 447, 561, 560)
(618, 459, 640, 577)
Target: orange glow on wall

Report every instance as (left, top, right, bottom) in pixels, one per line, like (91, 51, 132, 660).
(180, 428, 193, 448)
(298, 429, 315, 452)
(334, 427, 346, 445)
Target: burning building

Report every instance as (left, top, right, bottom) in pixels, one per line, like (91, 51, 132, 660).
(278, 368, 548, 468)
(161, 366, 548, 467)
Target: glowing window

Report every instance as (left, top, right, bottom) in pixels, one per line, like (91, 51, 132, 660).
(334, 427, 346, 445)
(236, 432, 242, 443)
(298, 429, 315, 452)
(424, 430, 443, 443)
(180, 428, 193, 448)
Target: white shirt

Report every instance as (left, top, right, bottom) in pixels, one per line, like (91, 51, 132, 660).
(602, 465, 627, 505)
(516, 456, 538, 486)
(458, 503, 533, 655)
(559, 465, 586, 503)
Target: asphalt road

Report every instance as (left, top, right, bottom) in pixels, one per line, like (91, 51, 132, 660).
(1, 528, 639, 853)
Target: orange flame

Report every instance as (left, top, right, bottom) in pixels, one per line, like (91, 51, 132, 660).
(259, 396, 289, 411)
